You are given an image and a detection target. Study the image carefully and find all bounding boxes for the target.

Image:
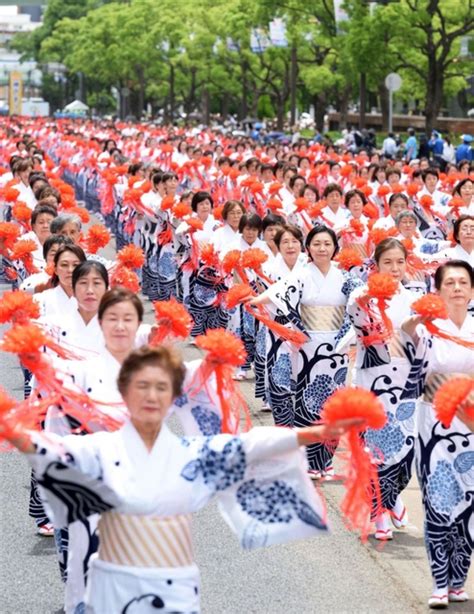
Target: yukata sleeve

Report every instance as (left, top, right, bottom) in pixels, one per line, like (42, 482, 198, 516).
(399, 324, 430, 401)
(263, 272, 306, 334)
(26, 431, 119, 528)
(181, 427, 328, 549)
(170, 360, 225, 437)
(345, 285, 391, 368)
(334, 271, 363, 349)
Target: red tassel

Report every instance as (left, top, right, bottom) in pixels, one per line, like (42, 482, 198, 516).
(191, 329, 251, 434)
(321, 387, 386, 540)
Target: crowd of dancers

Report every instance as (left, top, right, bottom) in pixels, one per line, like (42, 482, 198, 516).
(0, 117, 473, 612)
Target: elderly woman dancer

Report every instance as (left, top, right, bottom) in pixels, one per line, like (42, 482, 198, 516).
(2, 346, 361, 613)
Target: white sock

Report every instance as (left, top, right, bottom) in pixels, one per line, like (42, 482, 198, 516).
(392, 495, 405, 517)
(375, 513, 390, 531)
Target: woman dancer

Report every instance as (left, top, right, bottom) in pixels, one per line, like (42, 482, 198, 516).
(402, 261, 473, 608)
(347, 238, 416, 540)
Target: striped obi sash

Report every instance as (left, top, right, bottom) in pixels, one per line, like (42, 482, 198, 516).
(423, 372, 474, 403)
(98, 511, 194, 568)
(300, 305, 345, 332)
(343, 242, 367, 259)
(387, 331, 406, 359)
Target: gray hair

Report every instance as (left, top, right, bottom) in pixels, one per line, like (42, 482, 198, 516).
(50, 213, 82, 233)
(395, 210, 417, 226)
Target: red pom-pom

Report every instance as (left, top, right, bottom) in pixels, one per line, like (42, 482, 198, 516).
(321, 387, 386, 539)
(241, 247, 268, 271)
(362, 202, 379, 220)
(222, 249, 242, 275)
(110, 269, 141, 293)
(412, 294, 448, 320)
(12, 202, 32, 224)
(85, 225, 111, 254)
(195, 328, 246, 367)
(150, 299, 194, 345)
(116, 244, 145, 269)
(224, 284, 254, 309)
(377, 185, 390, 197)
(419, 194, 433, 209)
(200, 243, 220, 269)
(0, 222, 21, 253)
(390, 183, 404, 194)
(172, 202, 192, 219)
(3, 186, 20, 202)
(367, 273, 398, 300)
(250, 181, 264, 194)
(406, 183, 419, 197)
(449, 196, 465, 210)
(0, 290, 40, 324)
(368, 227, 390, 246)
(433, 378, 474, 428)
(321, 387, 386, 429)
(349, 218, 365, 237)
(335, 247, 364, 271)
(266, 198, 283, 213)
(186, 217, 204, 232)
(161, 196, 175, 211)
(294, 197, 310, 213)
(268, 182, 283, 195)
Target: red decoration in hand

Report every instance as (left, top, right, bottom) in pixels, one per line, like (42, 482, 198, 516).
(85, 225, 111, 254)
(149, 299, 194, 345)
(433, 378, 474, 428)
(321, 387, 386, 540)
(0, 290, 40, 324)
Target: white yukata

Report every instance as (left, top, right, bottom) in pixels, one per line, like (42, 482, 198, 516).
(43, 348, 229, 613)
(27, 423, 328, 613)
(435, 244, 474, 267)
(211, 224, 239, 254)
(402, 315, 474, 591)
(264, 261, 362, 471)
(261, 255, 308, 425)
(347, 284, 417, 516)
(34, 285, 78, 319)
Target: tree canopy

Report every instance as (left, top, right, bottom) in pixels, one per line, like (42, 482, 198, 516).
(12, 0, 474, 131)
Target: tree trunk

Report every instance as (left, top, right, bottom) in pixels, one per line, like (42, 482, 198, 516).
(313, 93, 326, 132)
(169, 63, 175, 122)
(424, 60, 443, 133)
(339, 85, 351, 129)
(359, 72, 366, 129)
(290, 44, 297, 125)
(378, 82, 389, 132)
(201, 86, 210, 125)
(136, 65, 145, 119)
(221, 95, 229, 119)
(276, 96, 285, 130)
(240, 61, 248, 120)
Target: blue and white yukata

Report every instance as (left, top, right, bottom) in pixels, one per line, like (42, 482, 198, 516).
(264, 261, 362, 471)
(259, 254, 308, 425)
(27, 423, 328, 613)
(401, 315, 473, 591)
(347, 284, 417, 516)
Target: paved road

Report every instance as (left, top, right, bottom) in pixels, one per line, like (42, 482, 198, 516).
(0, 259, 472, 613)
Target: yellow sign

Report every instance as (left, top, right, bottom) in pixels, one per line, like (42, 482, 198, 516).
(9, 71, 23, 115)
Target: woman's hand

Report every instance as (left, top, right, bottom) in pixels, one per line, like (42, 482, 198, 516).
(296, 418, 366, 446)
(401, 314, 425, 342)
